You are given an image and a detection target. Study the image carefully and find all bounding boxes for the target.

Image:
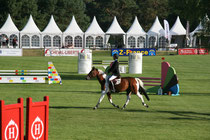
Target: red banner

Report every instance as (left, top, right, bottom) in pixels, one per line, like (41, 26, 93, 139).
(178, 48, 208, 55)
(26, 96, 49, 140)
(0, 98, 24, 140)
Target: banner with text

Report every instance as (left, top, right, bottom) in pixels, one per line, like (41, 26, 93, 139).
(45, 49, 91, 56)
(112, 48, 156, 56)
(0, 49, 22, 56)
(178, 48, 208, 55)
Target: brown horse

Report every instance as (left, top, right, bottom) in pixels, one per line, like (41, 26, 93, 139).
(86, 67, 150, 109)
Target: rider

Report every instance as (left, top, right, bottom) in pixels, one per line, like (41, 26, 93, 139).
(105, 53, 120, 93)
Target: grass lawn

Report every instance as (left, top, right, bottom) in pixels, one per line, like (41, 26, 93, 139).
(0, 53, 210, 140)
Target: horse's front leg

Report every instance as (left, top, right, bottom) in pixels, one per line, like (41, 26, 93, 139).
(93, 90, 106, 110)
(107, 92, 119, 109)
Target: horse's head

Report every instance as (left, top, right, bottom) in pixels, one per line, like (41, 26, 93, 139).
(86, 67, 99, 80)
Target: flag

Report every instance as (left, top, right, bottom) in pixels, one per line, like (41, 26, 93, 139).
(164, 20, 170, 41)
(186, 21, 190, 45)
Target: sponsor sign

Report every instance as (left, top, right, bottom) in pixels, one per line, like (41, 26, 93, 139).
(178, 48, 208, 55)
(31, 117, 44, 140)
(0, 49, 22, 56)
(0, 98, 24, 140)
(26, 96, 49, 140)
(45, 48, 91, 56)
(112, 48, 156, 56)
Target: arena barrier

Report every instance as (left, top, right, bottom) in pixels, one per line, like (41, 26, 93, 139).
(0, 62, 62, 84)
(93, 60, 128, 73)
(140, 61, 179, 96)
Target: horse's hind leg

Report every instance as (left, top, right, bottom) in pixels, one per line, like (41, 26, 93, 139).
(137, 91, 149, 108)
(107, 92, 119, 109)
(123, 92, 131, 109)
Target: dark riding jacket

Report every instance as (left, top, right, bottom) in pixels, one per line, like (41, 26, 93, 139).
(108, 59, 120, 77)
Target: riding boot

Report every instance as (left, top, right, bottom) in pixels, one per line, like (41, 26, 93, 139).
(111, 81, 115, 92)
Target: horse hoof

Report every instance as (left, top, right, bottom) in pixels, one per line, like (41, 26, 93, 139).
(116, 105, 120, 108)
(93, 107, 97, 110)
(145, 105, 149, 108)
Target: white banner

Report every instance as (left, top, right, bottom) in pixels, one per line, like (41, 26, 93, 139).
(164, 20, 170, 41)
(0, 49, 22, 56)
(45, 48, 91, 56)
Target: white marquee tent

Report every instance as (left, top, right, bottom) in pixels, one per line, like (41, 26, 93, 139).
(106, 16, 125, 47)
(20, 15, 41, 48)
(42, 15, 62, 48)
(190, 22, 203, 47)
(170, 16, 186, 47)
(63, 16, 84, 48)
(170, 16, 186, 35)
(0, 14, 19, 48)
(1, 13, 199, 50)
(126, 16, 146, 48)
(190, 22, 203, 36)
(147, 16, 165, 48)
(85, 16, 105, 48)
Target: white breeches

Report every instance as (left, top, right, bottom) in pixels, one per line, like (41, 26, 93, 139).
(105, 75, 117, 93)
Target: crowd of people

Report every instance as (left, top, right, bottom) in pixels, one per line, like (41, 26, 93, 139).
(0, 36, 17, 48)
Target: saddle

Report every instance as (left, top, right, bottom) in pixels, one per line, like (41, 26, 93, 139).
(109, 76, 121, 92)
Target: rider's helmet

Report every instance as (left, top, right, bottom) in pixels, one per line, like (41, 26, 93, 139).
(113, 53, 118, 59)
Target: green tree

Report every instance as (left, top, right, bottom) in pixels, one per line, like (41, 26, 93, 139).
(136, 0, 169, 31)
(18, 0, 38, 30)
(0, 0, 22, 28)
(36, 0, 57, 30)
(54, 0, 89, 31)
(168, 0, 204, 31)
(36, 0, 89, 31)
(201, 15, 210, 35)
(85, 0, 138, 32)
(0, 0, 38, 30)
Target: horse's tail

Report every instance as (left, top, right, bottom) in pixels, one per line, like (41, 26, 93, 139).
(136, 78, 150, 101)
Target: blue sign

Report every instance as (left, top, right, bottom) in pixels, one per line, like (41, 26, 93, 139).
(112, 48, 156, 56)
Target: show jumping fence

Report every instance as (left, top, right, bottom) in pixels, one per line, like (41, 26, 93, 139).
(139, 61, 179, 95)
(0, 62, 62, 84)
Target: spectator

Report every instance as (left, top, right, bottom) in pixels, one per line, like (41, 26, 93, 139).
(13, 38, 17, 48)
(0, 38, 2, 47)
(6, 37, 9, 47)
(3, 36, 7, 47)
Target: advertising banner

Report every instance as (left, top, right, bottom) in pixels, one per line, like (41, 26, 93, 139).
(0, 98, 24, 140)
(112, 48, 156, 56)
(0, 49, 22, 56)
(45, 48, 91, 56)
(26, 96, 49, 140)
(178, 48, 208, 55)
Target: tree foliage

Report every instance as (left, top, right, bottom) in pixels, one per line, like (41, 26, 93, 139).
(0, 0, 209, 32)
(201, 15, 210, 35)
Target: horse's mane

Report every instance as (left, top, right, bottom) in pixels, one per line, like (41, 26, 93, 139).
(98, 69, 106, 79)
(98, 69, 104, 74)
